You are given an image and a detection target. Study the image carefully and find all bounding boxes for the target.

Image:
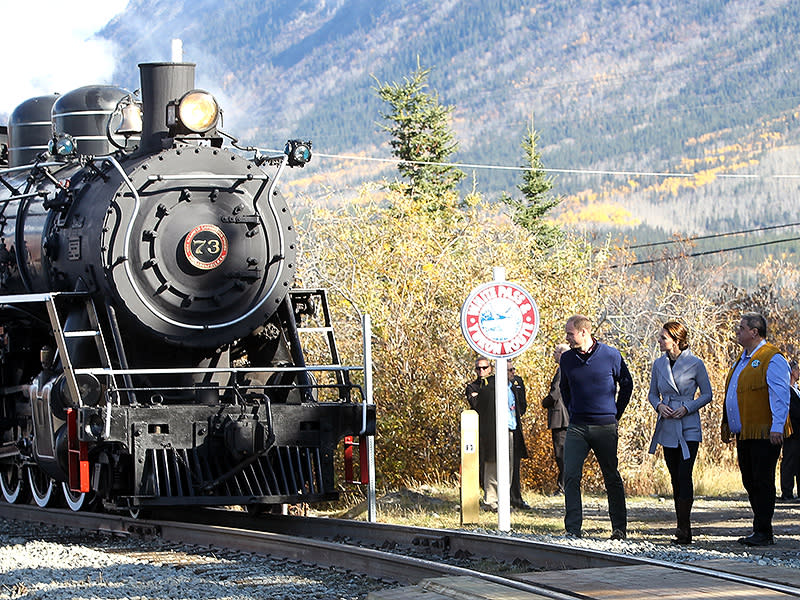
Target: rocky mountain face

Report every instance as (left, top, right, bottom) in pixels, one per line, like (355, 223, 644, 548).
(100, 0, 800, 240)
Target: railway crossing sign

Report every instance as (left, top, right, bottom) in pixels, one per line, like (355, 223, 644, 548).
(460, 279, 539, 358)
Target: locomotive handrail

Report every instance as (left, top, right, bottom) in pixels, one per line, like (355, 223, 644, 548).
(72, 365, 364, 376)
(94, 154, 290, 332)
(146, 174, 270, 181)
(0, 161, 63, 175)
(73, 364, 367, 403)
(0, 291, 90, 304)
(0, 191, 47, 201)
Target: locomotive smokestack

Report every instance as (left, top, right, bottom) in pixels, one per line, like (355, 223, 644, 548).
(138, 62, 195, 153)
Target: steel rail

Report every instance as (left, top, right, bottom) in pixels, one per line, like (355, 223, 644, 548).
(2, 503, 800, 598)
(175, 509, 800, 598)
(0, 504, 585, 599)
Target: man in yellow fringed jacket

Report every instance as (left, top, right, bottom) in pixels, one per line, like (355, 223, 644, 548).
(723, 312, 792, 546)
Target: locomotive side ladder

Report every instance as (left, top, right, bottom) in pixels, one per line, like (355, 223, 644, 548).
(292, 288, 352, 397)
(44, 292, 118, 493)
(291, 289, 372, 488)
(44, 292, 117, 403)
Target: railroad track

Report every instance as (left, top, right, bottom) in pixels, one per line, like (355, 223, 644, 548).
(2, 503, 799, 599)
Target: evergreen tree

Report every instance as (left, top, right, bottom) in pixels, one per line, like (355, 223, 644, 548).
(376, 63, 465, 203)
(503, 118, 563, 247)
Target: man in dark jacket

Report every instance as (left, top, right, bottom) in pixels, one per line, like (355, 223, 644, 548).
(560, 315, 633, 540)
(466, 357, 493, 496)
(508, 361, 530, 509)
(542, 343, 570, 495)
(466, 357, 521, 511)
(779, 360, 800, 500)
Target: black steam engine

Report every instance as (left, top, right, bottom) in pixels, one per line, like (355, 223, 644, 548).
(0, 62, 375, 513)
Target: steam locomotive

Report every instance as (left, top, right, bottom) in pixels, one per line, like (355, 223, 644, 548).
(0, 62, 375, 513)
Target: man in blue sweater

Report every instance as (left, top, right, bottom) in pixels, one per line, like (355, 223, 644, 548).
(559, 314, 633, 539)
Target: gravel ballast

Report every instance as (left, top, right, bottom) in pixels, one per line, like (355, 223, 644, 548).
(1, 494, 798, 599)
(0, 520, 387, 600)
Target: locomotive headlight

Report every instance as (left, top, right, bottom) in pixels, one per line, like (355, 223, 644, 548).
(176, 90, 219, 133)
(284, 139, 312, 167)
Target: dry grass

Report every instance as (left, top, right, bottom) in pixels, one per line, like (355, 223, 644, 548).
(320, 463, 751, 538)
(693, 461, 747, 497)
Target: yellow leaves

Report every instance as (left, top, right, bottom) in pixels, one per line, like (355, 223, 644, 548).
(693, 170, 718, 185)
(556, 202, 640, 226)
(297, 186, 599, 485)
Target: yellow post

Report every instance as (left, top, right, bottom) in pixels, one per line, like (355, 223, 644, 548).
(460, 409, 480, 524)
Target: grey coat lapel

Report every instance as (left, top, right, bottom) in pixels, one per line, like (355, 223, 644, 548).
(656, 355, 680, 395)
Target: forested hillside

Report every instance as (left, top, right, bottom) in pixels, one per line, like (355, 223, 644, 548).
(100, 0, 800, 256)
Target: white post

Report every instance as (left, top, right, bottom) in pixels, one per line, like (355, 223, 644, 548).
(492, 267, 511, 532)
(363, 313, 377, 522)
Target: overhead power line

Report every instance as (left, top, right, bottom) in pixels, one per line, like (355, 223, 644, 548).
(610, 235, 800, 268)
(627, 221, 800, 249)
(310, 151, 800, 180)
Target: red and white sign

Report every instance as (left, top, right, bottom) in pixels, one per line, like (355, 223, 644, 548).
(184, 224, 229, 270)
(460, 281, 539, 358)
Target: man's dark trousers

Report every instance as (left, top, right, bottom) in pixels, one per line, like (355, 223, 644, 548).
(737, 438, 781, 535)
(780, 435, 800, 497)
(552, 428, 567, 492)
(564, 423, 627, 535)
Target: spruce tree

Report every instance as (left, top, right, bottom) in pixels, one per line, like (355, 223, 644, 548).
(376, 64, 465, 202)
(503, 118, 563, 247)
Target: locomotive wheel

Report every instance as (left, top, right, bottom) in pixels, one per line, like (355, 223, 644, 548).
(0, 464, 29, 504)
(27, 467, 55, 507)
(62, 483, 96, 512)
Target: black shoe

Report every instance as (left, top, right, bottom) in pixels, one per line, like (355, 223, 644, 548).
(565, 530, 582, 538)
(610, 529, 627, 540)
(511, 500, 532, 510)
(737, 532, 775, 546)
(778, 494, 794, 501)
(672, 529, 692, 545)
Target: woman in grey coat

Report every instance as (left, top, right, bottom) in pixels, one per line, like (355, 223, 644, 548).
(648, 321, 712, 544)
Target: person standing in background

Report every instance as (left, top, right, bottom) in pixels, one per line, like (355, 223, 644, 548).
(778, 360, 800, 500)
(465, 357, 493, 499)
(647, 321, 713, 544)
(508, 361, 531, 510)
(542, 343, 570, 495)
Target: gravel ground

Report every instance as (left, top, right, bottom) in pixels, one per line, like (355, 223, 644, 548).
(510, 494, 800, 569)
(1, 495, 798, 599)
(0, 519, 388, 600)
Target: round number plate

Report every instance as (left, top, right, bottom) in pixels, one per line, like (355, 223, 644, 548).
(184, 224, 229, 270)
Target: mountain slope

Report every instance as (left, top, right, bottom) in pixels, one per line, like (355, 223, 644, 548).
(100, 0, 800, 238)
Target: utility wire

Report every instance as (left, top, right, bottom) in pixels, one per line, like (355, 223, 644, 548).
(310, 151, 800, 179)
(627, 221, 800, 249)
(610, 235, 800, 268)
(278, 146, 800, 265)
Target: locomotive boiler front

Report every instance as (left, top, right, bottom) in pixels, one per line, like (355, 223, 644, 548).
(44, 63, 298, 349)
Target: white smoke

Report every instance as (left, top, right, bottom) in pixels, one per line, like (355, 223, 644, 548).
(0, 0, 129, 118)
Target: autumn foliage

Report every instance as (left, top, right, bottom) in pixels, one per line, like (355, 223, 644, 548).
(295, 187, 800, 496)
